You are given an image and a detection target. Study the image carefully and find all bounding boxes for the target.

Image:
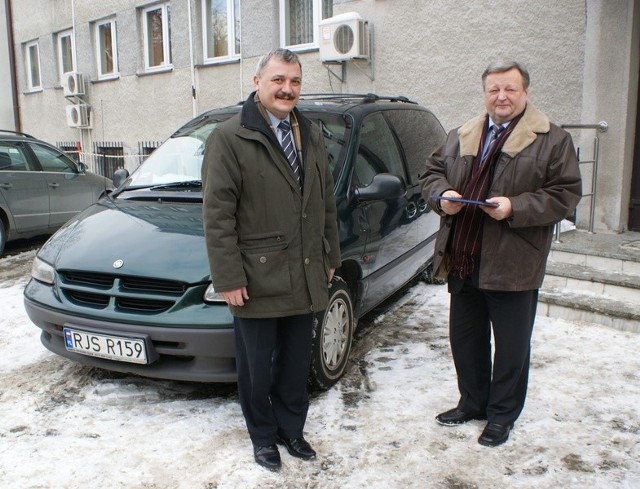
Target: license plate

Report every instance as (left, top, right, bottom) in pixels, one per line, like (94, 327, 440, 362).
(63, 327, 148, 364)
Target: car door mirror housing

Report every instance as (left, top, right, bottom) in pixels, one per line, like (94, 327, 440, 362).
(112, 168, 130, 188)
(77, 162, 87, 173)
(354, 173, 406, 202)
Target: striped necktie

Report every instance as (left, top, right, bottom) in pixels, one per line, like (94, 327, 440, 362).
(480, 124, 504, 163)
(278, 120, 303, 189)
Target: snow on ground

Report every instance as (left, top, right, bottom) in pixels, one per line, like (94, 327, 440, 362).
(0, 249, 639, 488)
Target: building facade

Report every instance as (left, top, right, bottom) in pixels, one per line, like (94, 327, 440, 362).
(4, 0, 640, 233)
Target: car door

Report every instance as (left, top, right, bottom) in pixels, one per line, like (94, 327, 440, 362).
(0, 142, 49, 233)
(350, 111, 413, 312)
(384, 108, 447, 263)
(27, 142, 97, 228)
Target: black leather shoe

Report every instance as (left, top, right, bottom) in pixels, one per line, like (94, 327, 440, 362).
(478, 423, 513, 447)
(277, 436, 316, 460)
(436, 407, 487, 426)
(253, 444, 281, 471)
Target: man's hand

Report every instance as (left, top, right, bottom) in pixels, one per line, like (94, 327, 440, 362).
(440, 190, 465, 215)
(483, 197, 512, 221)
(222, 287, 249, 306)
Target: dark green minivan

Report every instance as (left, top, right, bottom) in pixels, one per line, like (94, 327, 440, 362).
(23, 94, 446, 389)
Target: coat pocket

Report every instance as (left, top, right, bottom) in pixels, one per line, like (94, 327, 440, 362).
(240, 232, 291, 298)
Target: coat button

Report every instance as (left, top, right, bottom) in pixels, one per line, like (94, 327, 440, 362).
(304, 258, 310, 265)
(260, 256, 267, 263)
(438, 251, 444, 256)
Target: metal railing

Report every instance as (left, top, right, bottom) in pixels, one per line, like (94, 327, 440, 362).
(554, 121, 608, 242)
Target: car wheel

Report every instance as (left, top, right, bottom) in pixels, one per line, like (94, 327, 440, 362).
(309, 276, 355, 390)
(0, 220, 5, 256)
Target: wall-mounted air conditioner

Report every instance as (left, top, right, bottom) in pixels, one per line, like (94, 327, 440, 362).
(63, 72, 85, 97)
(65, 104, 91, 128)
(319, 12, 370, 62)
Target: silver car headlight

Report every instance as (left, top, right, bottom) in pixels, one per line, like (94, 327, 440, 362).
(31, 256, 55, 285)
(203, 283, 225, 304)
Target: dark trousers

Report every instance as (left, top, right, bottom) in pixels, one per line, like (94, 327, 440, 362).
(233, 314, 314, 447)
(448, 273, 538, 425)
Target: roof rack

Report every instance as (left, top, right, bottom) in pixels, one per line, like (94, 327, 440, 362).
(300, 93, 417, 104)
(0, 129, 35, 139)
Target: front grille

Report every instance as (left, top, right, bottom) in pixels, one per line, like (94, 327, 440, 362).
(122, 277, 186, 295)
(116, 297, 174, 313)
(66, 290, 110, 308)
(58, 269, 189, 314)
(61, 271, 114, 289)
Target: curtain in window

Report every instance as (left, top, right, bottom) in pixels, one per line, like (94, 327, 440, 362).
(98, 24, 114, 74)
(147, 8, 164, 66)
(288, 0, 313, 45)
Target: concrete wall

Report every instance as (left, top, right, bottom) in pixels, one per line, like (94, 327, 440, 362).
(8, 0, 639, 232)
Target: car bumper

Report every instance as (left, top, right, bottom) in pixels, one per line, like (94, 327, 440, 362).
(24, 285, 237, 383)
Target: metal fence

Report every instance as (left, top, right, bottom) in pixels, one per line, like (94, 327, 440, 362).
(57, 140, 162, 180)
(554, 121, 608, 242)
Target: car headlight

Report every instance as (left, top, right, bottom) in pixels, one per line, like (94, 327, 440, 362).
(203, 283, 225, 304)
(31, 256, 55, 285)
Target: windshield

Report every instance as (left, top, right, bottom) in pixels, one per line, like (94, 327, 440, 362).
(126, 110, 350, 187)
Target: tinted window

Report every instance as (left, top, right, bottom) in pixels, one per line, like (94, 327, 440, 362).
(303, 111, 350, 182)
(385, 109, 446, 185)
(353, 112, 405, 187)
(0, 143, 32, 171)
(31, 143, 76, 172)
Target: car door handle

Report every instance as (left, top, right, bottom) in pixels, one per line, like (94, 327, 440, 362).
(48, 182, 60, 188)
(0, 182, 12, 189)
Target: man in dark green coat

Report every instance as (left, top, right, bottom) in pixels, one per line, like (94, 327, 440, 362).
(202, 49, 341, 471)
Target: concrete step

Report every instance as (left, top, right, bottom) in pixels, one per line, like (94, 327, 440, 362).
(538, 229, 640, 333)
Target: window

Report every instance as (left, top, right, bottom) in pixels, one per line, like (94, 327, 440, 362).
(57, 30, 76, 80)
(384, 109, 446, 185)
(202, 0, 240, 61)
(142, 3, 172, 71)
(279, 0, 332, 49)
(353, 113, 405, 188)
(31, 144, 77, 173)
(0, 144, 31, 171)
(25, 41, 42, 91)
(95, 19, 119, 78)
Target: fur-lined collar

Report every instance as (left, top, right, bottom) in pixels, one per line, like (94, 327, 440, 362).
(458, 104, 550, 157)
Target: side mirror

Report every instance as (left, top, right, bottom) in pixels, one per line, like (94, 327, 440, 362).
(77, 162, 87, 173)
(112, 168, 130, 188)
(353, 173, 406, 202)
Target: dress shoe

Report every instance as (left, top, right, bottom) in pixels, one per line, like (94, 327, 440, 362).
(478, 422, 513, 447)
(435, 407, 487, 426)
(277, 436, 316, 460)
(253, 444, 281, 471)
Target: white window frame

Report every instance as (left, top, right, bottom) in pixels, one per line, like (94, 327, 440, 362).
(279, 0, 325, 50)
(25, 40, 42, 92)
(142, 3, 172, 72)
(201, 0, 240, 63)
(56, 29, 76, 82)
(95, 18, 119, 79)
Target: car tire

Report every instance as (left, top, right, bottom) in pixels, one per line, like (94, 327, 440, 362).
(309, 276, 355, 390)
(0, 220, 5, 257)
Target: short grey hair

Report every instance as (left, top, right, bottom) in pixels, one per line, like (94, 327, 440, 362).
(482, 59, 530, 89)
(255, 48, 302, 76)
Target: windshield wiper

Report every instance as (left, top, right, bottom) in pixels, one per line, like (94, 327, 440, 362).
(148, 180, 202, 190)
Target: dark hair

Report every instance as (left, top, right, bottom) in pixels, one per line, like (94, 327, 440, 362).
(482, 59, 530, 89)
(255, 48, 302, 76)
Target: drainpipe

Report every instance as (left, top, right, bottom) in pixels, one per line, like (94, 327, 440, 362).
(187, 0, 197, 117)
(5, 0, 21, 131)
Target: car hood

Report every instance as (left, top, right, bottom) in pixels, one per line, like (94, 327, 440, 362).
(39, 197, 210, 284)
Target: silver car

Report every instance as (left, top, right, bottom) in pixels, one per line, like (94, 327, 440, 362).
(0, 130, 113, 255)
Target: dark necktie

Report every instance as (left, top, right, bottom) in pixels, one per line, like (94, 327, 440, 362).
(278, 120, 303, 189)
(480, 124, 504, 163)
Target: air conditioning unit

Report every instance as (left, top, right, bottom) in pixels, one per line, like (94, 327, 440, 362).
(319, 12, 370, 62)
(63, 72, 85, 97)
(65, 104, 91, 128)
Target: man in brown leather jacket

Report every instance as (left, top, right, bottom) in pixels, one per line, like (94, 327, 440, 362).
(420, 59, 581, 447)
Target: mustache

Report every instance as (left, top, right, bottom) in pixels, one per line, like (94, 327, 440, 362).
(276, 91, 296, 100)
